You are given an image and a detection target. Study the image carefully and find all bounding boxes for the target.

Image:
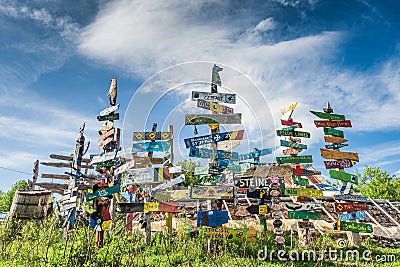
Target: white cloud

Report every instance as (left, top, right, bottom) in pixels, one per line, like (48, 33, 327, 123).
(358, 141, 400, 166)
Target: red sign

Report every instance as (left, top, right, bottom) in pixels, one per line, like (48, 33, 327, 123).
(98, 128, 115, 142)
(324, 159, 355, 169)
(334, 203, 367, 213)
(281, 119, 302, 128)
(314, 120, 352, 128)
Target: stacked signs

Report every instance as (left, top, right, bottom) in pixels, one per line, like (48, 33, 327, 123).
(310, 103, 372, 234)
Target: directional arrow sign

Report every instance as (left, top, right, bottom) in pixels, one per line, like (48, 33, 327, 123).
(191, 91, 236, 104)
(235, 148, 273, 161)
(97, 113, 119, 121)
(131, 141, 171, 152)
(98, 128, 115, 142)
(185, 113, 242, 125)
(281, 119, 302, 128)
(99, 104, 120, 116)
(285, 188, 323, 198)
(335, 195, 368, 202)
(338, 211, 366, 221)
(280, 140, 307, 149)
(132, 131, 172, 141)
(184, 130, 244, 148)
(324, 159, 355, 169)
(336, 221, 373, 233)
(314, 120, 352, 128)
(288, 211, 320, 219)
(310, 110, 345, 120)
(323, 128, 344, 137)
(324, 135, 348, 144)
(325, 143, 348, 149)
(329, 170, 359, 184)
(197, 99, 234, 114)
(85, 185, 120, 202)
(276, 155, 313, 164)
(320, 148, 359, 162)
(276, 130, 310, 138)
(334, 203, 367, 213)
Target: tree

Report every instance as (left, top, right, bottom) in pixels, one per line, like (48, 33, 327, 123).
(175, 159, 200, 185)
(355, 166, 400, 201)
(0, 180, 29, 212)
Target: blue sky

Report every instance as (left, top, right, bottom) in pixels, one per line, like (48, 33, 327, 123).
(1, 0, 400, 191)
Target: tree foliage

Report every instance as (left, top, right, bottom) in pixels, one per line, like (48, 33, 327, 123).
(355, 166, 400, 201)
(0, 180, 29, 212)
(175, 159, 200, 185)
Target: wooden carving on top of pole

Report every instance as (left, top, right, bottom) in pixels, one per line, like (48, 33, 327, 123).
(211, 64, 223, 93)
(108, 77, 117, 106)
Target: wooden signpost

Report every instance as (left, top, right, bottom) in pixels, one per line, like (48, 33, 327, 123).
(235, 148, 272, 161)
(314, 120, 352, 128)
(280, 140, 307, 149)
(281, 119, 302, 127)
(334, 202, 368, 213)
(284, 188, 323, 198)
(323, 127, 344, 137)
(99, 104, 119, 116)
(191, 91, 236, 104)
(310, 110, 345, 120)
(329, 170, 359, 184)
(132, 131, 172, 141)
(325, 143, 348, 149)
(276, 155, 313, 164)
(185, 114, 242, 125)
(50, 154, 91, 163)
(197, 99, 234, 114)
(189, 147, 238, 159)
(284, 202, 322, 211)
(100, 121, 114, 131)
(246, 204, 269, 215)
(131, 141, 171, 152)
(324, 159, 355, 169)
(338, 211, 366, 221)
(276, 130, 310, 138)
(324, 135, 347, 144)
(85, 185, 121, 202)
(197, 210, 229, 227)
(288, 211, 321, 220)
(336, 221, 373, 233)
(190, 186, 234, 200)
(97, 113, 119, 121)
(320, 148, 359, 162)
(334, 195, 368, 202)
(184, 130, 244, 148)
(98, 128, 115, 142)
(41, 173, 70, 180)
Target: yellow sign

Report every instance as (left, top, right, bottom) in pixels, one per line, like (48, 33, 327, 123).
(281, 102, 298, 115)
(144, 202, 160, 213)
(259, 205, 269, 215)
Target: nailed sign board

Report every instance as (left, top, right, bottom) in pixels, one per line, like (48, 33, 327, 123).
(153, 189, 189, 201)
(324, 135, 348, 144)
(99, 104, 120, 116)
(98, 137, 113, 150)
(324, 159, 355, 169)
(191, 91, 236, 104)
(246, 205, 269, 215)
(288, 211, 320, 220)
(314, 120, 352, 128)
(325, 143, 348, 149)
(132, 132, 172, 141)
(280, 140, 307, 149)
(338, 211, 366, 221)
(334, 194, 368, 202)
(124, 167, 168, 184)
(97, 113, 119, 121)
(329, 170, 359, 184)
(184, 130, 244, 148)
(152, 177, 185, 193)
(98, 128, 115, 142)
(190, 186, 234, 200)
(189, 147, 238, 159)
(285, 188, 323, 198)
(41, 174, 70, 180)
(85, 185, 120, 202)
(284, 202, 322, 211)
(235, 148, 273, 161)
(336, 221, 373, 233)
(334, 203, 367, 213)
(310, 110, 345, 120)
(253, 165, 292, 178)
(276, 155, 313, 164)
(131, 141, 171, 152)
(234, 176, 285, 189)
(276, 130, 310, 138)
(283, 148, 301, 155)
(323, 128, 344, 137)
(298, 221, 315, 229)
(197, 99, 234, 114)
(197, 210, 229, 227)
(320, 148, 359, 162)
(185, 114, 242, 125)
(281, 119, 302, 128)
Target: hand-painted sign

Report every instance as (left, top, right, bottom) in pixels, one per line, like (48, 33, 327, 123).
(288, 211, 320, 219)
(99, 104, 120, 116)
(281, 119, 302, 128)
(310, 110, 345, 121)
(253, 165, 292, 178)
(329, 170, 359, 184)
(197, 209, 229, 227)
(284, 188, 323, 198)
(292, 175, 309, 186)
(185, 114, 242, 125)
(276, 155, 313, 164)
(118, 202, 179, 213)
(197, 99, 234, 114)
(189, 147, 238, 159)
(190, 186, 234, 200)
(334, 203, 368, 213)
(282, 125, 299, 131)
(191, 91, 236, 104)
(97, 113, 119, 121)
(98, 128, 115, 142)
(277, 130, 310, 138)
(184, 130, 244, 148)
(246, 205, 269, 215)
(338, 211, 366, 221)
(118, 203, 144, 213)
(199, 227, 254, 242)
(298, 221, 315, 229)
(283, 148, 301, 155)
(208, 162, 226, 175)
(151, 177, 185, 193)
(41, 173, 70, 180)
(324, 135, 348, 144)
(320, 148, 359, 162)
(324, 159, 355, 169)
(131, 141, 171, 152)
(284, 202, 322, 211)
(132, 132, 172, 141)
(85, 185, 120, 202)
(153, 189, 189, 201)
(325, 143, 348, 149)
(234, 176, 284, 189)
(336, 221, 373, 233)
(97, 137, 113, 150)
(124, 167, 169, 184)
(323, 128, 344, 137)
(235, 148, 273, 161)
(334, 194, 368, 202)
(217, 140, 241, 151)
(314, 120, 352, 128)
(280, 140, 307, 149)
(100, 121, 114, 131)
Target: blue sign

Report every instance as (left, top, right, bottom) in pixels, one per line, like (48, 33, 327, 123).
(131, 141, 171, 152)
(338, 211, 366, 221)
(233, 148, 272, 161)
(197, 209, 229, 227)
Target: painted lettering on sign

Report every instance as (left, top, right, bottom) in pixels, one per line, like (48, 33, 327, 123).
(191, 91, 236, 104)
(184, 130, 244, 148)
(334, 203, 368, 213)
(324, 159, 355, 169)
(284, 188, 323, 197)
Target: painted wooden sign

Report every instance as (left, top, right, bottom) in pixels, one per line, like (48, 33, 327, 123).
(235, 148, 273, 161)
(314, 120, 352, 128)
(97, 137, 113, 150)
(310, 110, 345, 121)
(41, 173, 70, 180)
(100, 121, 114, 131)
(184, 130, 244, 148)
(118, 203, 144, 213)
(124, 167, 168, 184)
(133, 156, 153, 167)
(234, 176, 284, 189)
(189, 147, 238, 159)
(191, 91, 236, 104)
(284, 188, 323, 198)
(208, 163, 226, 175)
(197, 209, 229, 227)
(323, 127, 344, 137)
(338, 211, 366, 221)
(152, 177, 185, 193)
(325, 143, 348, 149)
(246, 204, 269, 215)
(280, 140, 307, 149)
(131, 141, 171, 152)
(253, 165, 292, 178)
(85, 185, 120, 202)
(324, 159, 355, 169)
(288, 211, 320, 220)
(132, 131, 172, 141)
(199, 227, 255, 242)
(324, 135, 348, 144)
(282, 125, 299, 131)
(97, 113, 119, 121)
(276, 130, 310, 138)
(91, 148, 129, 165)
(283, 148, 301, 155)
(41, 162, 71, 168)
(276, 155, 313, 164)
(334, 203, 368, 213)
(329, 170, 359, 184)
(98, 128, 115, 142)
(197, 99, 234, 114)
(217, 140, 241, 151)
(99, 104, 119, 116)
(185, 113, 242, 125)
(49, 154, 91, 163)
(334, 194, 368, 202)
(149, 157, 165, 164)
(292, 175, 309, 186)
(153, 189, 189, 201)
(281, 119, 302, 127)
(320, 148, 359, 162)
(118, 202, 179, 213)
(298, 221, 315, 229)
(190, 186, 234, 200)
(336, 221, 373, 233)
(284, 202, 322, 211)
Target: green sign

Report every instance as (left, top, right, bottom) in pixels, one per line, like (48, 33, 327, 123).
(85, 185, 120, 201)
(337, 221, 373, 233)
(97, 113, 119, 121)
(288, 211, 320, 220)
(276, 155, 313, 164)
(323, 128, 344, 137)
(276, 130, 310, 138)
(292, 174, 309, 186)
(329, 170, 358, 184)
(310, 110, 345, 121)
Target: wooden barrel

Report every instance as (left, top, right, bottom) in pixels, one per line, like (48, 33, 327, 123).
(9, 190, 52, 219)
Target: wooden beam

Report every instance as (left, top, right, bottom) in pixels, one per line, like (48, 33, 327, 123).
(41, 173, 70, 180)
(50, 154, 91, 163)
(369, 198, 400, 228)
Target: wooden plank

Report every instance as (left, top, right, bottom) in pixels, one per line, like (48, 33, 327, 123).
(184, 130, 244, 148)
(124, 167, 168, 184)
(310, 110, 345, 120)
(131, 141, 171, 152)
(338, 211, 366, 221)
(197, 99, 234, 114)
(153, 189, 189, 201)
(191, 91, 236, 104)
(288, 211, 320, 219)
(152, 177, 185, 193)
(134, 156, 153, 167)
(190, 186, 234, 200)
(99, 104, 119, 116)
(41, 162, 71, 168)
(336, 221, 373, 233)
(276, 130, 310, 138)
(132, 131, 172, 141)
(197, 210, 229, 227)
(283, 148, 302, 155)
(118, 203, 144, 213)
(276, 155, 313, 164)
(281, 119, 302, 127)
(246, 205, 269, 215)
(323, 128, 344, 137)
(320, 148, 359, 162)
(97, 113, 119, 121)
(253, 165, 292, 177)
(35, 182, 68, 190)
(185, 113, 242, 125)
(284, 188, 323, 197)
(284, 202, 322, 211)
(324, 159, 355, 169)
(97, 137, 113, 150)
(235, 148, 272, 161)
(281, 125, 299, 131)
(280, 140, 307, 149)
(98, 128, 115, 142)
(314, 120, 352, 128)
(334, 194, 368, 202)
(324, 135, 348, 144)
(234, 176, 285, 189)
(334, 202, 367, 213)
(100, 121, 114, 131)
(325, 143, 348, 149)
(149, 157, 164, 164)
(329, 170, 359, 184)
(49, 154, 91, 163)
(85, 185, 120, 201)
(41, 173, 70, 180)
(217, 140, 241, 151)
(189, 147, 238, 159)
